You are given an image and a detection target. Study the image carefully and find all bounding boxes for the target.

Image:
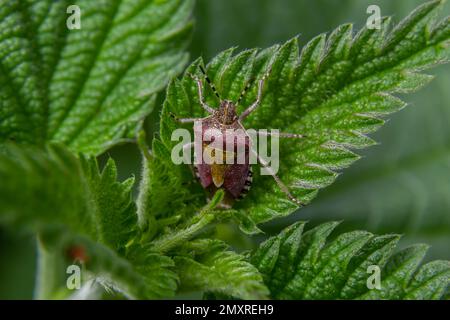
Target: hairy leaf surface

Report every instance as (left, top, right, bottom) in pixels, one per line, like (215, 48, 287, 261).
(251, 221, 449, 299)
(175, 239, 269, 299)
(0, 0, 193, 155)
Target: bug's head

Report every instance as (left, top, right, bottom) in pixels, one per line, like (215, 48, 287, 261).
(217, 100, 238, 125)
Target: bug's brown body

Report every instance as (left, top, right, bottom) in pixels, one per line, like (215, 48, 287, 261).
(193, 101, 252, 205)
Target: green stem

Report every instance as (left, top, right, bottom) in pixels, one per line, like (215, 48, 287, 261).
(137, 129, 152, 161)
(34, 235, 65, 299)
(150, 212, 215, 253)
(149, 190, 225, 253)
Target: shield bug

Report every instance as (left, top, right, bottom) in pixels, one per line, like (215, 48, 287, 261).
(171, 65, 305, 208)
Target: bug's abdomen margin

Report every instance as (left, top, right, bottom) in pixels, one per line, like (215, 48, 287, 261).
(223, 163, 252, 199)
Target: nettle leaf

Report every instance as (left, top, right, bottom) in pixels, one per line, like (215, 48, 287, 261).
(89, 242, 178, 300)
(250, 221, 450, 300)
(82, 156, 137, 252)
(174, 239, 269, 300)
(137, 138, 205, 229)
(36, 234, 177, 300)
(0, 0, 47, 144)
(157, 0, 450, 229)
(0, 143, 178, 299)
(0, 143, 93, 235)
(298, 68, 450, 248)
(0, 143, 136, 251)
(0, 0, 193, 155)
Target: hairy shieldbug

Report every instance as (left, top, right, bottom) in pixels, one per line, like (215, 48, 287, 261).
(171, 65, 305, 208)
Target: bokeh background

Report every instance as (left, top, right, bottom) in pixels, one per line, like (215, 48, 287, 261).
(1, 0, 449, 299)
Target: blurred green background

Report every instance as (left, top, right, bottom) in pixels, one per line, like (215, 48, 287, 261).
(1, 0, 449, 299)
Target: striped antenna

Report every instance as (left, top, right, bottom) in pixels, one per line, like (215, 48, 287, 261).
(236, 78, 254, 106)
(199, 65, 221, 99)
(237, 67, 272, 106)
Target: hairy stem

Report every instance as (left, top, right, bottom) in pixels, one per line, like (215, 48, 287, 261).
(149, 212, 215, 254)
(148, 190, 224, 253)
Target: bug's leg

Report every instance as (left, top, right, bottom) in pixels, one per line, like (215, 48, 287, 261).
(170, 112, 201, 124)
(188, 73, 216, 114)
(175, 142, 198, 181)
(182, 142, 195, 152)
(255, 131, 307, 139)
(182, 142, 196, 164)
(181, 142, 198, 178)
(250, 148, 304, 207)
(239, 67, 272, 121)
(239, 78, 264, 121)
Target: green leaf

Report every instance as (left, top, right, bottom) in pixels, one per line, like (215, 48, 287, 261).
(94, 241, 178, 300)
(0, 0, 47, 144)
(136, 138, 205, 229)
(404, 260, 450, 299)
(0, 0, 193, 155)
(82, 157, 137, 252)
(297, 66, 450, 258)
(157, 0, 450, 229)
(0, 143, 179, 299)
(250, 221, 449, 300)
(174, 239, 269, 300)
(0, 143, 136, 251)
(36, 234, 178, 299)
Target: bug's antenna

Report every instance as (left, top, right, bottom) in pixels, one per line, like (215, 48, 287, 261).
(236, 79, 253, 106)
(199, 65, 221, 99)
(237, 67, 272, 106)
